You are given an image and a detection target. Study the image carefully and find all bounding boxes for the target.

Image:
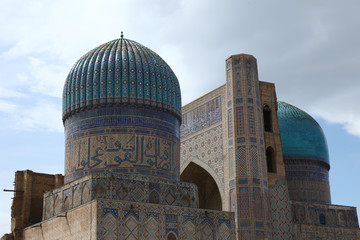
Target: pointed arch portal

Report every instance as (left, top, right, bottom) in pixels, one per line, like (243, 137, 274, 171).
(180, 162, 222, 211)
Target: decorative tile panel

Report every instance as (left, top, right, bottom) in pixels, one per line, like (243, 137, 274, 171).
(181, 125, 224, 188)
(43, 173, 199, 220)
(96, 199, 235, 240)
(269, 180, 294, 240)
(181, 96, 222, 138)
(64, 109, 180, 183)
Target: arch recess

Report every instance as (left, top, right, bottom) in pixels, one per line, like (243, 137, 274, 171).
(180, 159, 223, 211)
(263, 105, 272, 132)
(181, 157, 224, 202)
(266, 146, 276, 173)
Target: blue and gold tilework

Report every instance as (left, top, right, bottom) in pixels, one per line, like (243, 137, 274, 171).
(277, 101, 329, 165)
(97, 199, 235, 240)
(64, 107, 180, 183)
(43, 173, 200, 220)
(62, 37, 182, 122)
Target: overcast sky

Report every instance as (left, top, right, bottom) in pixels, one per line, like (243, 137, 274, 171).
(1, 0, 360, 234)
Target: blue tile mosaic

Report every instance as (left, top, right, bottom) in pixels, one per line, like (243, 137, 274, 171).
(103, 208, 118, 217)
(180, 96, 222, 138)
(63, 37, 182, 122)
(277, 101, 329, 165)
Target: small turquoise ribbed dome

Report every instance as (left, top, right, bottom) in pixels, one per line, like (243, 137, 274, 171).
(62, 37, 181, 122)
(277, 101, 330, 165)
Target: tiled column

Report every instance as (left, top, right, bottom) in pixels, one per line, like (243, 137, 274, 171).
(226, 55, 271, 239)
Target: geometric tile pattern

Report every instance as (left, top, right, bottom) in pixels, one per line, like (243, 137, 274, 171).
(42, 173, 199, 220)
(182, 221, 196, 240)
(124, 215, 138, 240)
(102, 213, 118, 240)
(291, 201, 359, 228)
(130, 182, 145, 203)
(293, 224, 360, 240)
(237, 146, 247, 176)
(63, 37, 181, 122)
(164, 189, 176, 205)
(144, 217, 159, 240)
(269, 180, 295, 240)
(253, 187, 263, 219)
(180, 125, 224, 190)
(235, 106, 244, 135)
(97, 199, 236, 240)
(239, 187, 250, 218)
(218, 222, 231, 240)
(229, 55, 270, 237)
(181, 96, 222, 138)
(247, 106, 256, 135)
(201, 222, 214, 239)
(64, 107, 179, 138)
(228, 109, 233, 138)
(250, 145, 259, 177)
(233, 66, 242, 98)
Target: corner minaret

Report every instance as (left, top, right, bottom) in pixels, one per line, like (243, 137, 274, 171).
(226, 54, 271, 239)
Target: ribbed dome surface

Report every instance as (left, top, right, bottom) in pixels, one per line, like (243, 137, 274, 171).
(62, 37, 181, 121)
(277, 101, 330, 165)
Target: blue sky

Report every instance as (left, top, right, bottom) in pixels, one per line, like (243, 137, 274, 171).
(1, 0, 360, 234)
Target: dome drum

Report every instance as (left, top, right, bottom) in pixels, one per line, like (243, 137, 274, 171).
(64, 106, 180, 183)
(284, 159, 331, 204)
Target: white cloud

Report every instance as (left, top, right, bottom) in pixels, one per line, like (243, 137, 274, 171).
(0, 87, 27, 99)
(0, 0, 358, 139)
(0, 71, 29, 99)
(27, 57, 68, 97)
(0, 100, 18, 113)
(310, 89, 360, 137)
(13, 100, 63, 132)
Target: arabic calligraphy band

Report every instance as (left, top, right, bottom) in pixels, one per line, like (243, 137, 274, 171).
(64, 107, 181, 183)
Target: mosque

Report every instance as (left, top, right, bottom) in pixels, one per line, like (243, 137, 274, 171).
(1, 35, 359, 240)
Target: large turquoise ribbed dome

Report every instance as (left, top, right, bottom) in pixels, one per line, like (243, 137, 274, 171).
(277, 101, 330, 165)
(62, 37, 181, 122)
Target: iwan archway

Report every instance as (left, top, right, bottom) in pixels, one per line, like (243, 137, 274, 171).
(180, 162, 222, 211)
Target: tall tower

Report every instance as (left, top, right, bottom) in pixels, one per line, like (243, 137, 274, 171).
(226, 55, 271, 239)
